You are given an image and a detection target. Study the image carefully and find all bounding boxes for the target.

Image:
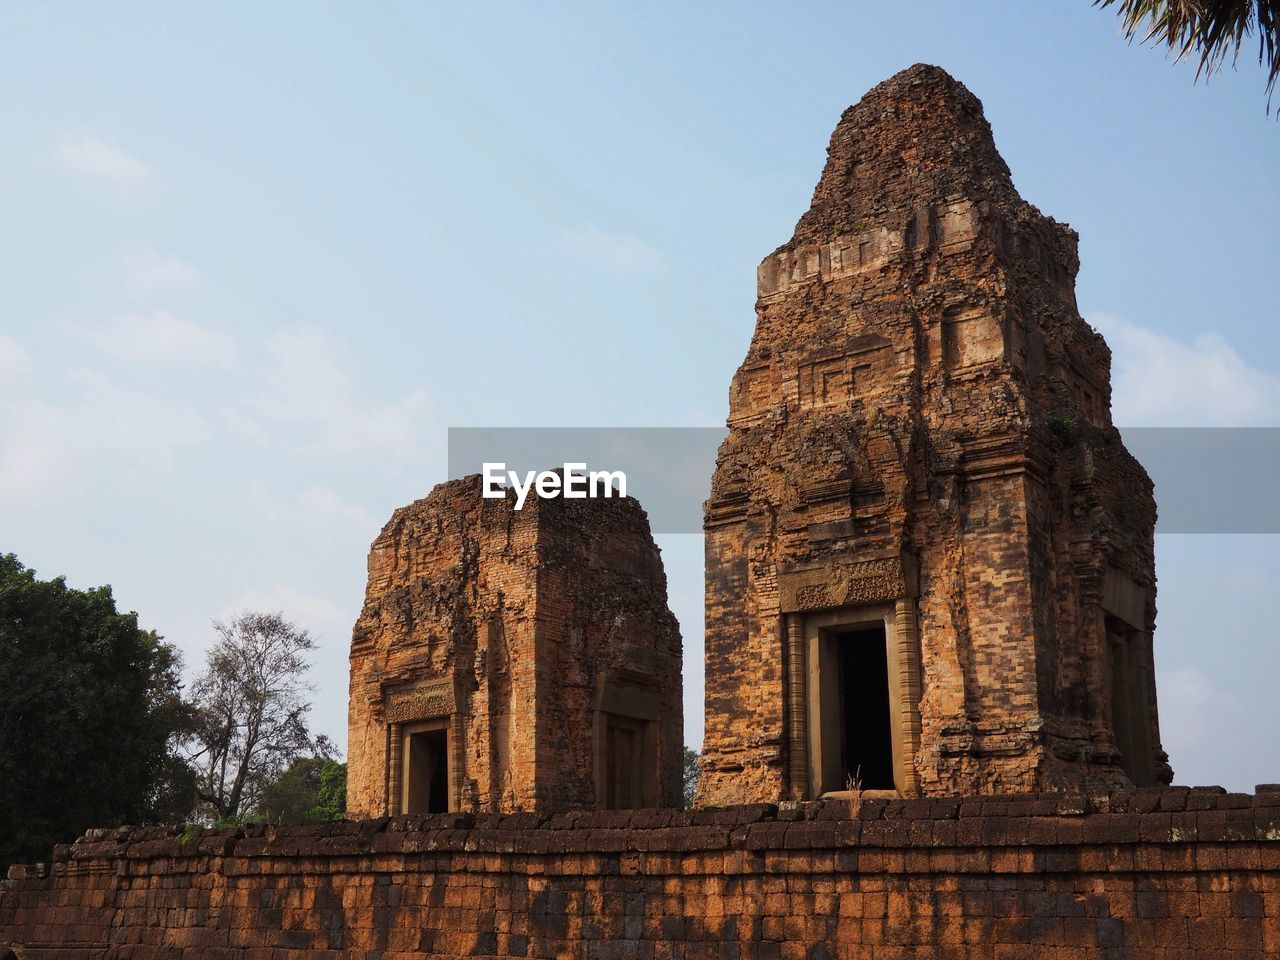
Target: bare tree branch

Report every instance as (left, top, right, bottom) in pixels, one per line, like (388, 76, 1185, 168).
(179, 611, 321, 822)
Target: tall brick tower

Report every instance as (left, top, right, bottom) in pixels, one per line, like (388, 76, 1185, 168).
(698, 65, 1170, 805)
(348, 475, 683, 816)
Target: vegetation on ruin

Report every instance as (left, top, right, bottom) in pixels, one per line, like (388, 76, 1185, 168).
(1096, 0, 1280, 106)
(1048, 411, 1079, 442)
(0, 554, 196, 869)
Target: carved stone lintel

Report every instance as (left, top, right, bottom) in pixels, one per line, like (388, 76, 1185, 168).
(779, 553, 918, 613)
(384, 679, 455, 724)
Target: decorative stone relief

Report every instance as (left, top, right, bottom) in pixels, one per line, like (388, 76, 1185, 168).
(384, 679, 455, 724)
(779, 555, 918, 613)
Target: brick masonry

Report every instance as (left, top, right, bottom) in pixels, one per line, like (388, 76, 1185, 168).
(4, 788, 1280, 958)
(348, 475, 683, 816)
(701, 63, 1166, 805)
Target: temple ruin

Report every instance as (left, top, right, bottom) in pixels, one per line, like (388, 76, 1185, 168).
(698, 64, 1170, 805)
(347, 474, 684, 816)
(11, 64, 1280, 960)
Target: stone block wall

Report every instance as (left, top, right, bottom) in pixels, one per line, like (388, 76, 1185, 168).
(4, 788, 1280, 958)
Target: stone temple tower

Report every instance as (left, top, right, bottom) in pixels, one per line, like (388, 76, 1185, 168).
(348, 475, 683, 816)
(698, 65, 1170, 806)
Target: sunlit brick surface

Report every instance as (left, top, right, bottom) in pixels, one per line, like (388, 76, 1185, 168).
(4, 788, 1280, 958)
(700, 64, 1167, 805)
(348, 475, 683, 817)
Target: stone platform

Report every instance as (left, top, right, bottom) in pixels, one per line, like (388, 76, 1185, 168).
(4, 788, 1280, 958)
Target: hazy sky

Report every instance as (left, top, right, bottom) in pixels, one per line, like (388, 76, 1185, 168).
(1, 3, 1277, 791)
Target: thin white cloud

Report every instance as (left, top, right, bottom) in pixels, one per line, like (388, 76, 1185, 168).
(0, 335, 32, 383)
(216, 406, 271, 446)
(0, 322, 428, 507)
(246, 326, 430, 456)
(246, 481, 378, 539)
(54, 132, 153, 190)
(0, 397, 77, 503)
(1090, 312, 1280, 426)
(560, 224, 666, 274)
(88, 309, 236, 367)
(0, 370, 209, 505)
(61, 370, 210, 472)
(292, 485, 378, 535)
(221, 586, 352, 642)
(121, 250, 202, 299)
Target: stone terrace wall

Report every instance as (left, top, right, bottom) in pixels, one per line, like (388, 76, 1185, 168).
(3, 788, 1280, 959)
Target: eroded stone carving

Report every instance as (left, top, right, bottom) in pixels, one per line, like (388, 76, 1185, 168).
(348, 475, 683, 816)
(383, 680, 455, 724)
(779, 555, 916, 613)
(699, 64, 1169, 805)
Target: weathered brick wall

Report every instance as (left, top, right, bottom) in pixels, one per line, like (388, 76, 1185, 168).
(349, 475, 683, 817)
(701, 63, 1166, 805)
(4, 788, 1279, 958)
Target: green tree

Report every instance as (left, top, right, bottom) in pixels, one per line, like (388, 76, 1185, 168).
(256, 757, 347, 823)
(682, 747, 701, 809)
(1096, 0, 1280, 106)
(0, 554, 195, 869)
(313, 759, 348, 820)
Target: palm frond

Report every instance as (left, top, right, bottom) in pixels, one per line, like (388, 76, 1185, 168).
(1095, 0, 1280, 109)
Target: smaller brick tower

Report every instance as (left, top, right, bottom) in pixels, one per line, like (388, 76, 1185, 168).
(347, 475, 683, 817)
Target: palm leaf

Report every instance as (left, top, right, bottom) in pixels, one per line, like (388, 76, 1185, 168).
(1095, 0, 1280, 110)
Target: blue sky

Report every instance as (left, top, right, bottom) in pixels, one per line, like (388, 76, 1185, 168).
(1, 2, 1277, 791)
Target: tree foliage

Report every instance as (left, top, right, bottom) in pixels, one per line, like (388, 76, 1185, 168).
(0, 554, 195, 869)
(181, 611, 331, 822)
(1096, 0, 1280, 105)
(256, 757, 347, 824)
(682, 747, 701, 810)
(313, 758, 348, 820)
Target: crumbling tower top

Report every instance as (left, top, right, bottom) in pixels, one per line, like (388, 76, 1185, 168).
(789, 64, 1019, 250)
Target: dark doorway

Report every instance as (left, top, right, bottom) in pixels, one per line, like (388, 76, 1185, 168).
(1106, 616, 1155, 787)
(604, 715, 646, 809)
(837, 626, 894, 790)
(405, 727, 449, 814)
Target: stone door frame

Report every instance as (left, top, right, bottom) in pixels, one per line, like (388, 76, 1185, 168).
(382, 676, 462, 815)
(397, 717, 455, 814)
(801, 600, 922, 799)
(777, 554, 923, 800)
(591, 673, 661, 810)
